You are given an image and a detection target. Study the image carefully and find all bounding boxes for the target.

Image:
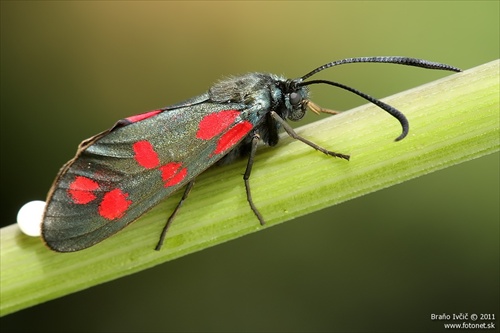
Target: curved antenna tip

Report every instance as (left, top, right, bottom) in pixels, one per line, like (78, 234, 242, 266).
(395, 132, 408, 142)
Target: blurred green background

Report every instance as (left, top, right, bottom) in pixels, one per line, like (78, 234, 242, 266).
(1, 1, 498, 332)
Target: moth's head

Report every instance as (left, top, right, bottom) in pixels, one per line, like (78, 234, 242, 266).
(281, 79, 309, 121)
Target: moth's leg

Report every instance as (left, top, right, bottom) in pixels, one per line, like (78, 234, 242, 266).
(155, 180, 195, 251)
(270, 111, 350, 160)
(243, 132, 265, 226)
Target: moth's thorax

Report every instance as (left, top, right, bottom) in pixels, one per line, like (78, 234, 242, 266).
(208, 72, 309, 122)
(208, 73, 275, 104)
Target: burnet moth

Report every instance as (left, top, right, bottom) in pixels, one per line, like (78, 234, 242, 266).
(37, 56, 461, 252)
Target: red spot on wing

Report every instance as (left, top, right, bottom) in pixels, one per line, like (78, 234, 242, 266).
(196, 110, 240, 140)
(133, 140, 160, 169)
(125, 110, 161, 123)
(160, 162, 188, 187)
(98, 188, 132, 220)
(68, 176, 100, 204)
(165, 168, 187, 187)
(213, 121, 253, 155)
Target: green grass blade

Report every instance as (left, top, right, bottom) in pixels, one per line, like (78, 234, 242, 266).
(1, 59, 498, 316)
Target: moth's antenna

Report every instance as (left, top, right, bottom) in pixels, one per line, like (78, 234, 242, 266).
(301, 79, 409, 141)
(298, 56, 461, 141)
(300, 56, 461, 81)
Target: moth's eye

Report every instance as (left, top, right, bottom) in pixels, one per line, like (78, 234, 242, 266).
(289, 92, 301, 106)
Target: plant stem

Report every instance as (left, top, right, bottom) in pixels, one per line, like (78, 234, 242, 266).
(1, 60, 498, 317)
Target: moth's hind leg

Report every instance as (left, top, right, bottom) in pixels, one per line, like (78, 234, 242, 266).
(155, 180, 195, 251)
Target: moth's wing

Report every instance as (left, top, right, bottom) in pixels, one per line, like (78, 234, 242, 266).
(42, 95, 263, 252)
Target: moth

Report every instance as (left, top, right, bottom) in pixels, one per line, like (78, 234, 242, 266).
(41, 56, 461, 252)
